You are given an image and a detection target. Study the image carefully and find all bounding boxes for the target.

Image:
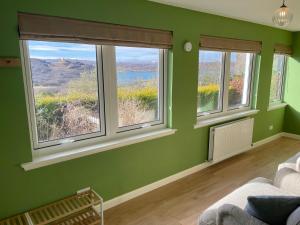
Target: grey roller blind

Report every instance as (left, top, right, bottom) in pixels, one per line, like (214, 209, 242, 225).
(200, 35, 262, 53)
(18, 13, 173, 49)
(274, 44, 292, 55)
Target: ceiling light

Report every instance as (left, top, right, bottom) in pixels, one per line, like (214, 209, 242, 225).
(273, 0, 293, 27)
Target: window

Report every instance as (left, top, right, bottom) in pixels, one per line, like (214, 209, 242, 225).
(228, 52, 253, 109)
(197, 50, 254, 117)
(197, 50, 224, 114)
(269, 54, 287, 104)
(21, 40, 167, 150)
(115, 47, 163, 130)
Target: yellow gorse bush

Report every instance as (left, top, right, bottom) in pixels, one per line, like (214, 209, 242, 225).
(198, 84, 219, 95)
(197, 84, 235, 95)
(36, 84, 223, 107)
(35, 92, 97, 106)
(36, 87, 159, 107)
(118, 87, 157, 100)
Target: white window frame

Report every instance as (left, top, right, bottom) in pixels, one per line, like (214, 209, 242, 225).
(197, 51, 225, 116)
(103, 46, 166, 133)
(197, 50, 255, 120)
(20, 40, 168, 158)
(269, 54, 288, 106)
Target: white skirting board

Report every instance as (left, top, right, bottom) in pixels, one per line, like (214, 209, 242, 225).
(101, 132, 298, 211)
(251, 133, 283, 148)
(282, 132, 300, 140)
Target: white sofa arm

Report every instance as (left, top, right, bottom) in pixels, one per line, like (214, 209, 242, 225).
(278, 152, 300, 172)
(274, 167, 300, 195)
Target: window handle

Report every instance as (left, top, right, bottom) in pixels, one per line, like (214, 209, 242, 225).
(141, 123, 151, 128)
(60, 139, 75, 144)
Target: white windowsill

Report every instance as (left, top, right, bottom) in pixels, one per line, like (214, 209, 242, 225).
(194, 109, 259, 129)
(21, 128, 177, 171)
(267, 103, 288, 111)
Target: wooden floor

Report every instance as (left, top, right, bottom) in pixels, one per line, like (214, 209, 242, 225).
(104, 137, 300, 225)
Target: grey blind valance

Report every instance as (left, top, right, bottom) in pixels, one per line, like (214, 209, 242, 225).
(18, 13, 173, 49)
(199, 36, 262, 53)
(274, 44, 292, 55)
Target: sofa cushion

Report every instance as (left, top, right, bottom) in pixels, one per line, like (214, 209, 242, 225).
(199, 178, 291, 225)
(245, 196, 300, 225)
(287, 207, 300, 225)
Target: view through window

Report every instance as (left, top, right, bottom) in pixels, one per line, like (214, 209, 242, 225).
(197, 50, 223, 114)
(24, 41, 166, 149)
(28, 41, 101, 143)
(115, 47, 160, 128)
(270, 54, 286, 103)
(228, 52, 252, 109)
(197, 50, 254, 116)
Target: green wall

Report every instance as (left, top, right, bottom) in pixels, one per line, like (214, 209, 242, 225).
(284, 32, 300, 134)
(0, 0, 292, 218)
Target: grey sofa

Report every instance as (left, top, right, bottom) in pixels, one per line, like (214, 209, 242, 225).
(199, 153, 300, 225)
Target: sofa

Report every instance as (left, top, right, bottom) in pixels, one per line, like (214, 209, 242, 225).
(199, 153, 300, 225)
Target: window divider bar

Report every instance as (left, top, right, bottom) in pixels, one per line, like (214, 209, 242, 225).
(222, 52, 231, 112)
(247, 54, 256, 107)
(218, 52, 226, 113)
(159, 49, 166, 125)
(281, 55, 288, 102)
(101, 45, 119, 136)
(96, 46, 106, 137)
(242, 53, 252, 106)
(163, 50, 169, 127)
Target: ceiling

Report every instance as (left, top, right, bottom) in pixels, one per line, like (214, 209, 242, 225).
(149, 0, 299, 31)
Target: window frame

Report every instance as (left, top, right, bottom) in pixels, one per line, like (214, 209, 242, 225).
(269, 54, 288, 106)
(102, 46, 166, 133)
(197, 50, 226, 116)
(20, 40, 168, 156)
(197, 50, 256, 119)
(21, 41, 107, 150)
(227, 52, 255, 110)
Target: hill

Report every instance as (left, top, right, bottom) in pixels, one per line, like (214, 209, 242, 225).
(30, 58, 158, 87)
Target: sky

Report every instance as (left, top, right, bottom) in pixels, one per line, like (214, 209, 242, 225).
(199, 50, 223, 62)
(28, 40, 159, 63)
(28, 41, 244, 64)
(199, 50, 242, 62)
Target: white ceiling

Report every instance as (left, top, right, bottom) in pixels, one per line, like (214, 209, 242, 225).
(149, 0, 300, 31)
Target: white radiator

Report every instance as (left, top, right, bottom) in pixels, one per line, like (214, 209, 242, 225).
(208, 118, 254, 163)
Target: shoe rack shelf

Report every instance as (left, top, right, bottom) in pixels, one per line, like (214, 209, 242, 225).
(0, 189, 103, 225)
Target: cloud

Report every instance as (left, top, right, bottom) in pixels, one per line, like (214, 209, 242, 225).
(28, 41, 96, 60)
(30, 55, 96, 61)
(115, 46, 159, 63)
(28, 42, 159, 62)
(29, 44, 95, 52)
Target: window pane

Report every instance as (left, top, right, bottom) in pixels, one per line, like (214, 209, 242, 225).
(115, 46, 160, 128)
(198, 50, 223, 114)
(28, 40, 101, 143)
(228, 52, 252, 108)
(270, 54, 285, 103)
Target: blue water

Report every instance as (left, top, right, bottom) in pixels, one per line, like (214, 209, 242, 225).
(117, 71, 158, 86)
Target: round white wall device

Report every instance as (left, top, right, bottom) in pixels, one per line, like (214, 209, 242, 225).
(184, 42, 193, 52)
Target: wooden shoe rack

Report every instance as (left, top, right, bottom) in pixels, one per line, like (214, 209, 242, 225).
(0, 189, 103, 225)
